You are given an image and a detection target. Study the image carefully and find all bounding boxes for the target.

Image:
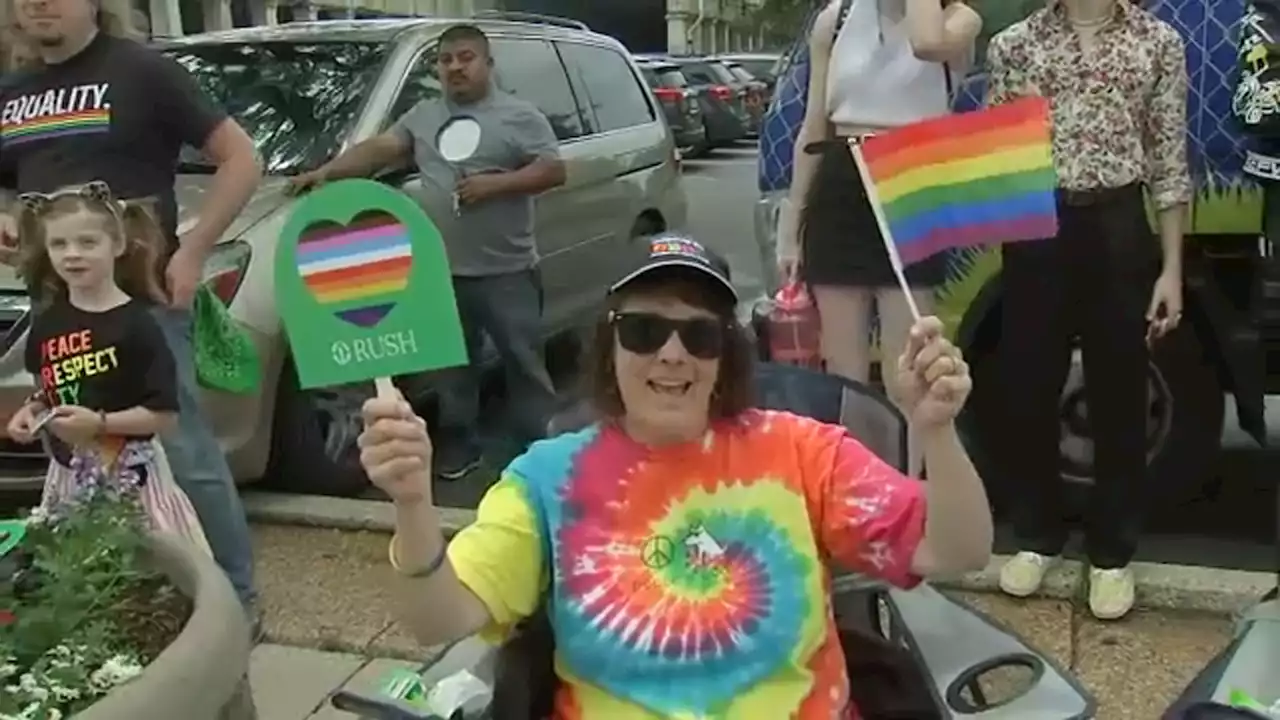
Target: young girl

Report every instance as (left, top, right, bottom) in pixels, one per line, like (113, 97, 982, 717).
(3, 181, 210, 554)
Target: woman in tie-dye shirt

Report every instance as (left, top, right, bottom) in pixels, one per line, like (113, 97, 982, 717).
(358, 235, 994, 719)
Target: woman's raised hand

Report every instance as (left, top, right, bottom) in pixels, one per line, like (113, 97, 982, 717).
(358, 392, 434, 505)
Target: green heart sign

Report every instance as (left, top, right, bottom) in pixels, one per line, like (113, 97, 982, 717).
(276, 180, 467, 389)
(0, 519, 26, 557)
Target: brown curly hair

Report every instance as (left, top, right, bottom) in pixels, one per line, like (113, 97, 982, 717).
(586, 268, 755, 421)
(16, 187, 167, 306)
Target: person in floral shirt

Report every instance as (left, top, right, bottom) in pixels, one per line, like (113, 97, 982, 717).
(984, 0, 1191, 620)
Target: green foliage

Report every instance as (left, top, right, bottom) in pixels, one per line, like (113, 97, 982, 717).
(747, 0, 820, 48)
(974, 0, 1044, 61)
(1189, 180, 1264, 235)
(0, 486, 161, 719)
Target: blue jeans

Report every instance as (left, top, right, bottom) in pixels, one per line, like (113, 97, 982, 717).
(151, 306, 257, 610)
(434, 269, 556, 457)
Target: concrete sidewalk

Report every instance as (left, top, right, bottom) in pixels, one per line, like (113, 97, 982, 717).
(250, 636, 493, 719)
(251, 644, 417, 719)
(248, 522, 1256, 719)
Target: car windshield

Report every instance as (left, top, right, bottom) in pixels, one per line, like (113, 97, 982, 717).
(706, 61, 738, 84)
(166, 41, 388, 175)
(652, 66, 689, 88)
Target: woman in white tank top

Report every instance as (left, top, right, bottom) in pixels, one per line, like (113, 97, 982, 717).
(777, 0, 980, 473)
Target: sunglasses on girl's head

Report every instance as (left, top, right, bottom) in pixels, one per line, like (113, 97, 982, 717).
(609, 311, 727, 359)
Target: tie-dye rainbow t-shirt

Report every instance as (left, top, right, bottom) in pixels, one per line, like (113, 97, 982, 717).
(446, 409, 927, 719)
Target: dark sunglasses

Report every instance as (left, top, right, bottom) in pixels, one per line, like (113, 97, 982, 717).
(610, 311, 727, 360)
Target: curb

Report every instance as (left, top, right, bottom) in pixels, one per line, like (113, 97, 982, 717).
(243, 491, 1275, 617)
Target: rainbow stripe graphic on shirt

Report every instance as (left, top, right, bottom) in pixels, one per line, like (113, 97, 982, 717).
(0, 83, 112, 146)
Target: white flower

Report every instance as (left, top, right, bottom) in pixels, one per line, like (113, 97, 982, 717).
(16, 672, 48, 702)
(26, 506, 47, 525)
(0, 702, 43, 720)
(88, 654, 142, 690)
(48, 644, 74, 659)
(0, 659, 18, 678)
(49, 679, 80, 702)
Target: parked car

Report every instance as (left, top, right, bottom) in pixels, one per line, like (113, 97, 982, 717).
(0, 14, 688, 497)
(725, 53, 780, 80)
(721, 61, 769, 129)
(636, 58, 707, 155)
(715, 52, 781, 88)
(655, 56, 748, 147)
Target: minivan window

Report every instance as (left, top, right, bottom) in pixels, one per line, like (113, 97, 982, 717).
(385, 43, 443, 124)
(557, 42, 655, 134)
(167, 41, 387, 174)
(490, 37, 585, 141)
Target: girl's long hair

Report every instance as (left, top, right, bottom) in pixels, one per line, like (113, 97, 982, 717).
(17, 191, 167, 307)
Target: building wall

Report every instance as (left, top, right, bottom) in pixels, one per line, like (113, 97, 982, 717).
(664, 0, 762, 55)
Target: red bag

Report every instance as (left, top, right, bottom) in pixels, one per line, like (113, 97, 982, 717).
(768, 282, 823, 369)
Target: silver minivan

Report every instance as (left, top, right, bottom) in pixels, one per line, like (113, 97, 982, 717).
(0, 15, 688, 496)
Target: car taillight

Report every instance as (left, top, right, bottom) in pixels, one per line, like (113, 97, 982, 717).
(711, 85, 732, 100)
(654, 87, 683, 103)
(202, 240, 251, 306)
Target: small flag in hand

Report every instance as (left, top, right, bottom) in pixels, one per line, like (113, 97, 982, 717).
(858, 96, 1060, 266)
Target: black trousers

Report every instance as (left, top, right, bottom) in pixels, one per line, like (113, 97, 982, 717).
(1002, 184, 1156, 569)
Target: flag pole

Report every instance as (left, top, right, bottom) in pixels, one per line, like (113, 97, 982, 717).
(846, 139, 922, 321)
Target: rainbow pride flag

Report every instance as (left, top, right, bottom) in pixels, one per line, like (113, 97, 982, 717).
(858, 97, 1059, 266)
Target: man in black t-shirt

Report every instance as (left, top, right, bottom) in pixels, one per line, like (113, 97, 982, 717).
(0, 0, 262, 617)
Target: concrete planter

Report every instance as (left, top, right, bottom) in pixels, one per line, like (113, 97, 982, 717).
(79, 533, 256, 720)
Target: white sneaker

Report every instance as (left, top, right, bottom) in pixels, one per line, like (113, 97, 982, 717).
(998, 552, 1057, 598)
(1089, 566, 1136, 620)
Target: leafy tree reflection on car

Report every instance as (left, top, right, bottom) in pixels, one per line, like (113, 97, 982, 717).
(167, 42, 388, 174)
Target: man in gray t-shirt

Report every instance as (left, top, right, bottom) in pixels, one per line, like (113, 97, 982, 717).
(290, 24, 566, 479)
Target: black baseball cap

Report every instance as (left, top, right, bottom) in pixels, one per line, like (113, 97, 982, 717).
(609, 234, 737, 303)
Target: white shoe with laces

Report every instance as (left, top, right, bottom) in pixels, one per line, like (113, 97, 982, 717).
(998, 551, 1058, 598)
(1088, 566, 1136, 620)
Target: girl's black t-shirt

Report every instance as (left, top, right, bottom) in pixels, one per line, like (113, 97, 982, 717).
(24, 298, 178, 418)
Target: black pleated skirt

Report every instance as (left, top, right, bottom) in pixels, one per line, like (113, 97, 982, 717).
(800, 139, 948, 288)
